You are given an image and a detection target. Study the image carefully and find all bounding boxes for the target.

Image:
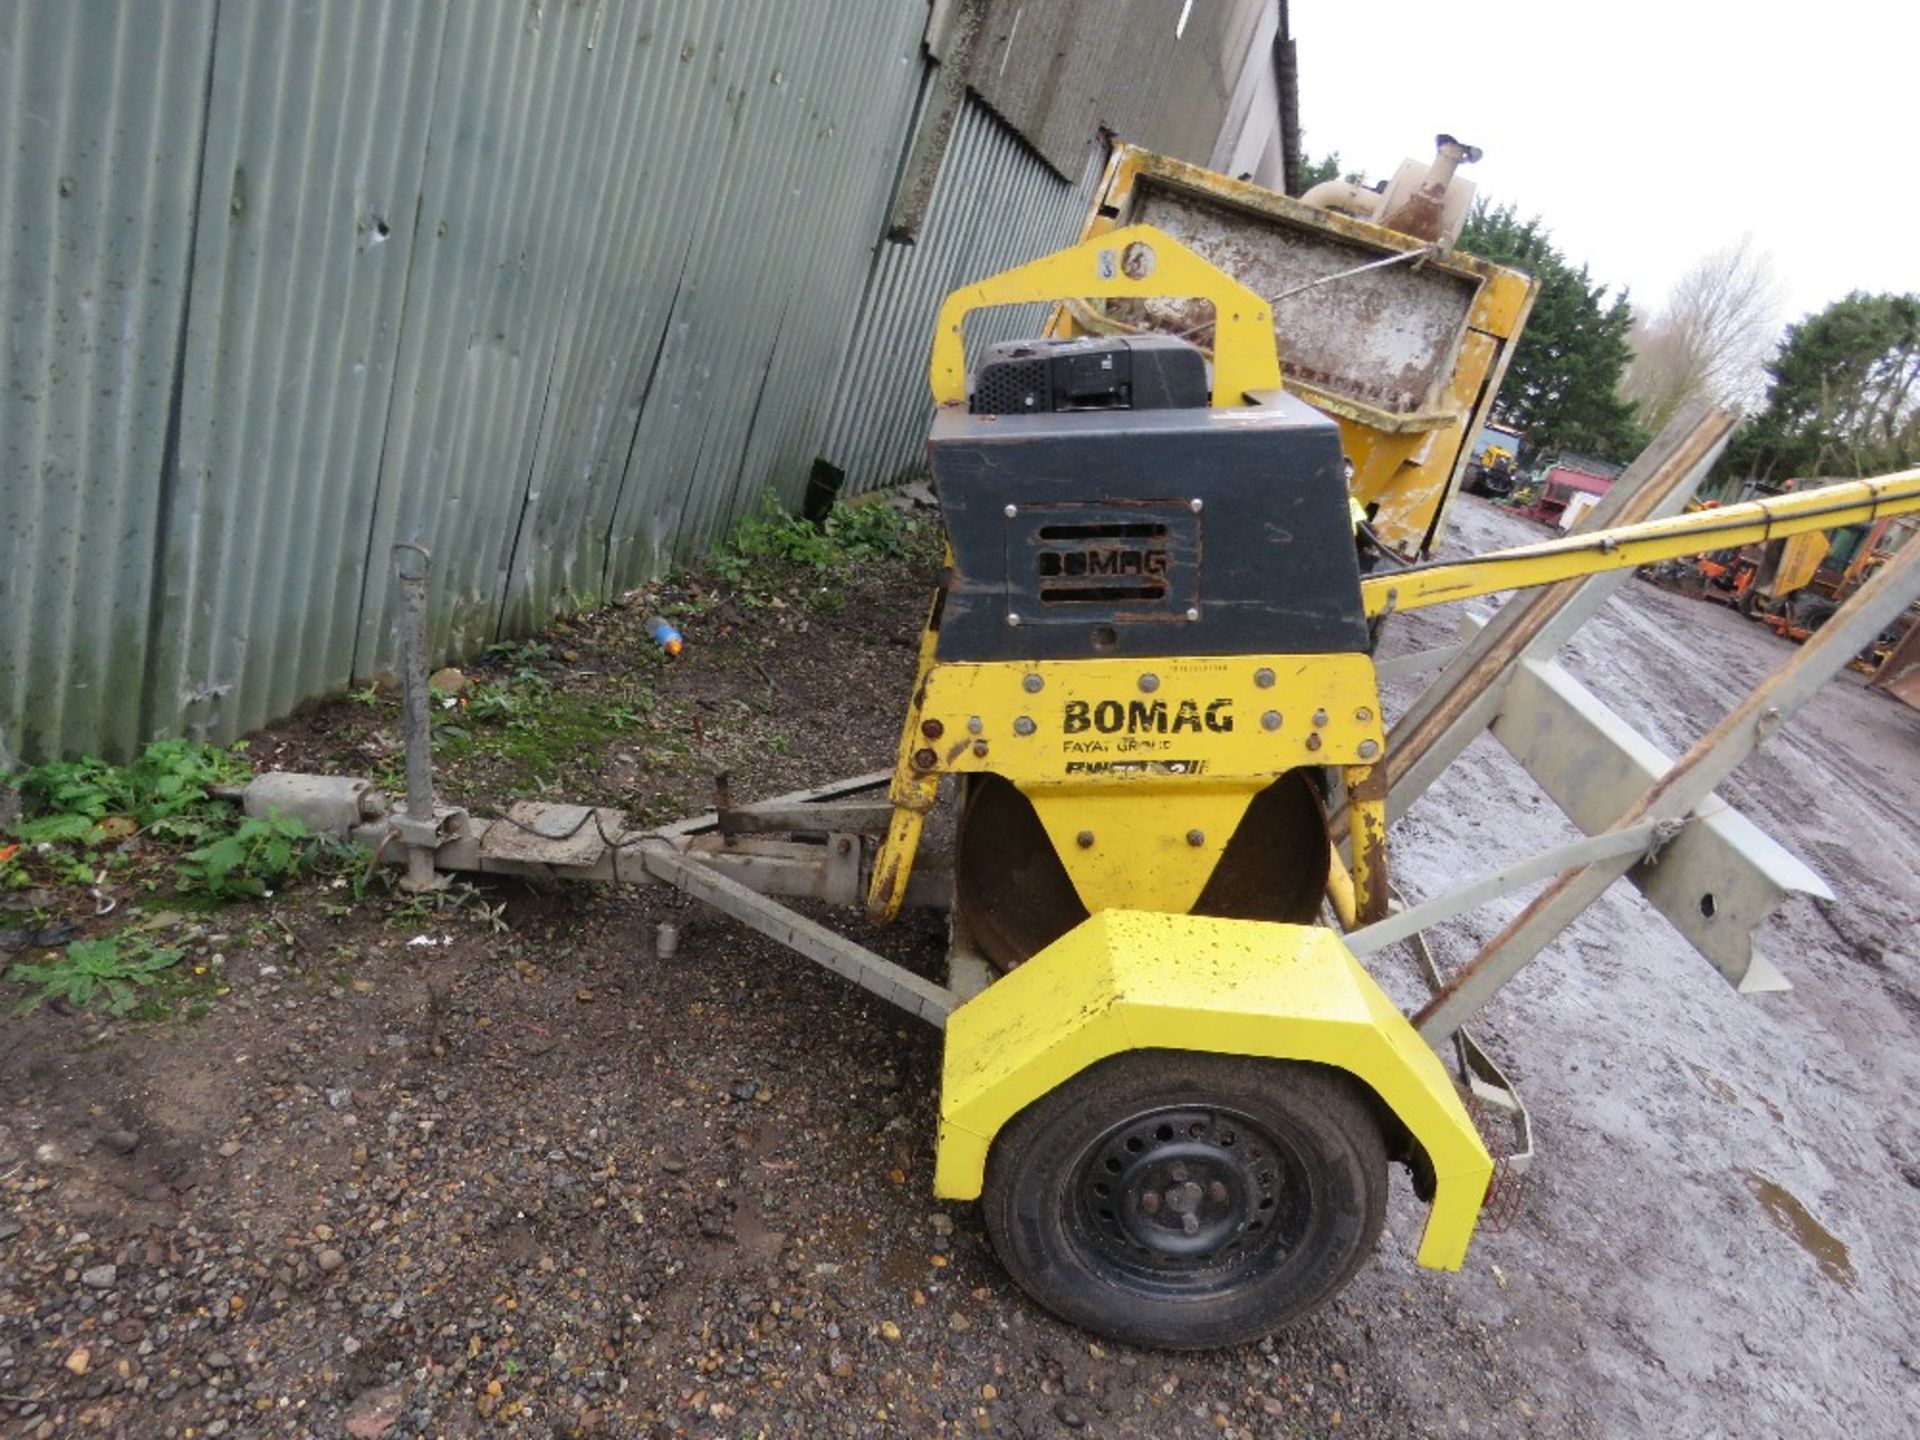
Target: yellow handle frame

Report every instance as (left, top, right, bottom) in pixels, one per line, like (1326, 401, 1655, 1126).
(926, 225, 1282, 410)
(1362, 470, 1920, 616)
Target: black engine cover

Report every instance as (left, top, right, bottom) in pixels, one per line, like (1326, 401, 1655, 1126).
(930, 389, 1367, 662)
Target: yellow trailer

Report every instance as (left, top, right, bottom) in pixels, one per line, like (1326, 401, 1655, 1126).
(260, 223, 1920, 1352)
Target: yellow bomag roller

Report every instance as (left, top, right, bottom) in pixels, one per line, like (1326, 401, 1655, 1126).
(833, 225, 1920, 1349)
(233, 126, 1918, 1348)
(341, 215, 1920, 1353)
(860, 227, 1476, 1349)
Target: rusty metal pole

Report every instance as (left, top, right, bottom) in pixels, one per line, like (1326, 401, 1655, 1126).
(392, 543, 442, 892)
(1275, 1, 1302, 196)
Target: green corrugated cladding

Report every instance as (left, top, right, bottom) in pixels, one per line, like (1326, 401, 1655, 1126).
(818, 96, 1104, 497)
(1, 0, 1259, 763)
(1, 0, 926, 762)
(1, 3, 218, 763)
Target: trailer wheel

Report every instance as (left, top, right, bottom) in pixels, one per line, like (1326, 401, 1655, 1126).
(982, 1052, 1388, 1349)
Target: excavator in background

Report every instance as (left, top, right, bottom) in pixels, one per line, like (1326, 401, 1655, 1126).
(1644, 490, 1919, 670)
(1463, 443, 1520, 499)
(1640, 500, 1769, 608)
(1758, 515, 1919, 671)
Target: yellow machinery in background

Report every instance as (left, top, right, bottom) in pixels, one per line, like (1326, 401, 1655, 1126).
(1771, 529, 1834, 600)
(1045, 140, 1538, 560)
(1646, 496, 1917, 660)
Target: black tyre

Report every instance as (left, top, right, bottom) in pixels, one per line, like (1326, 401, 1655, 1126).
(982, 1052, 1389, 1349)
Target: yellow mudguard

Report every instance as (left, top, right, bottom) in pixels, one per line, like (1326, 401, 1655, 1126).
(935, 911, 1492, 1270)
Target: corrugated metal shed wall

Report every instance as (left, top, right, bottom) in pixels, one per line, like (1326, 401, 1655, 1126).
(152, 0, 450, 752)
(818, 97, 1102, 496)
(0, 3, 217, 764)
(352, 0, 929, 671)
(2, 1, 1270, 762)
(1, 0, 926, 761)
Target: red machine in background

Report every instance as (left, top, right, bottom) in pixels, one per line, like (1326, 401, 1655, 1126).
(1517, 457, 1625, 530)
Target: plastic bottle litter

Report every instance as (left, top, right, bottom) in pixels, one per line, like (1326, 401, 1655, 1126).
(648, 617, 685, 657)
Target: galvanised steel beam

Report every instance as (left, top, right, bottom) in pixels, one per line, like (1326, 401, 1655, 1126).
(1413, 533, 1920, 1042)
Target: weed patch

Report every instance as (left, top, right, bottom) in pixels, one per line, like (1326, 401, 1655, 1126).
(3, 741, 369, 1019)
(177, 813, 347, 900)
(6, 932, 185, 1016)
(710, 496, 927, 608)
(13, 739, 250, 847)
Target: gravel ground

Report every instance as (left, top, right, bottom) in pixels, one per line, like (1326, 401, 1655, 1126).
(2, 493, 1914, 1439)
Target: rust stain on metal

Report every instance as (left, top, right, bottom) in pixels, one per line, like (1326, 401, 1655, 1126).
(1345, 764, 1391, 924)
(1077, 158, 1485, 414)
(865, 855, 903, 926)
(1062, 146, 1538, 557)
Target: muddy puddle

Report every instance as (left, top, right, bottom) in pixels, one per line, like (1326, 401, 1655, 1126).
(1737, 1167, 1857, 1289)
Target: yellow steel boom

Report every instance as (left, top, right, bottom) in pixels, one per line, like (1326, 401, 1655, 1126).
(1362, 471, 1920, 616)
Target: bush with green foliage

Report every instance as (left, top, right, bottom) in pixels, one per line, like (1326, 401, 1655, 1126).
(13, 739, 250, 846)
(1728, 292, 1920, 482)
(7, 739, 353, 900)
(713, 495, 924, 586)
(176, 813, 326, 899)
(1459, 203, 1648, 465)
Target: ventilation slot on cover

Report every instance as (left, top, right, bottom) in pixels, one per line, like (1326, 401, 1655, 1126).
(1036, 522, 1165, 540)
(1039, 582, 1167, 604)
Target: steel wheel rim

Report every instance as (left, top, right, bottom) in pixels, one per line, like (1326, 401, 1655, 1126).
(1064, 1103, 1311, 1295)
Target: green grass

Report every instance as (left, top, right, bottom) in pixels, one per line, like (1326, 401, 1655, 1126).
(440, 679, 652, 789)
(427, 494, 923, 796)
(2, 492, 930, 1022)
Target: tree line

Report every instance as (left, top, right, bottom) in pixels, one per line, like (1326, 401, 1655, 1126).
(1478, 213, 1918, 484)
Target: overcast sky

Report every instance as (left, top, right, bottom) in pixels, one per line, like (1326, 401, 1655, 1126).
(1290, 0, 1918, 328)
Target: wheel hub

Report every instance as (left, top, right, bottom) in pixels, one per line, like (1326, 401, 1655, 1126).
(1070, 1105, 1303, 1290)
